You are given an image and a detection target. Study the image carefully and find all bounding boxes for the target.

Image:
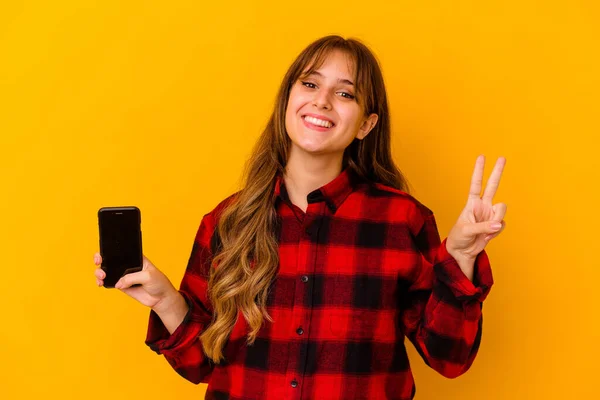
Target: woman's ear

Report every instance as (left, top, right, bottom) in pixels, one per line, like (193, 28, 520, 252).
(357, 113, 379, 140)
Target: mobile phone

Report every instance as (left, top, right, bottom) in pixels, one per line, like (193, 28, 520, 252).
(98, 206, 143, 288)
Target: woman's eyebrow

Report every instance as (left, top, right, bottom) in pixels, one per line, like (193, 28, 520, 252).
(308, 71, 354, 86)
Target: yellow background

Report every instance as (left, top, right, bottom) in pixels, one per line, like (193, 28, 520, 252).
(1, 1, 598, 399)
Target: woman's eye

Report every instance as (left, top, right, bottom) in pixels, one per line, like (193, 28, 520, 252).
(300, 81, 355, 100)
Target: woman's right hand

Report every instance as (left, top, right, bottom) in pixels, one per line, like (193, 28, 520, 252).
(93, 253, 179, 310)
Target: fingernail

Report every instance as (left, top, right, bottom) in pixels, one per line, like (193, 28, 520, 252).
(115, 282, 121, 289)
(491, 222, 502, 230)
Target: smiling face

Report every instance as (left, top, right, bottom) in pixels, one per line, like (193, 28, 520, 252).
(284, 49, 378, 159)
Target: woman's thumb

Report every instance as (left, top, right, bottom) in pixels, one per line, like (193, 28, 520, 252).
(142, 255, 155, 270)
(466, 221, 503, 236)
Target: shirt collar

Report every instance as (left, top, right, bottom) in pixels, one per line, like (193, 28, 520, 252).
(273, 166, 359, 214)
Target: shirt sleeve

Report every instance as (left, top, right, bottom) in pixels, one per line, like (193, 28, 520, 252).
(401, 204, 494, 379)
(144, 211, 219, 384)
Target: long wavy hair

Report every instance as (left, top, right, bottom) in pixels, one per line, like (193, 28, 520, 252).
(200, 35, 410, 363)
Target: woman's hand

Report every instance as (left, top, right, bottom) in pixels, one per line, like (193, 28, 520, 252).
(446, 155, 507, 278)
(93, 253, 179, 311)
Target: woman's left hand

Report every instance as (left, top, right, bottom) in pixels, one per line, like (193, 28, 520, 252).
(446, 155, 507, 277)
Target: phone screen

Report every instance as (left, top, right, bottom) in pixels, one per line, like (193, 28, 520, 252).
(98, 207, 143, 287)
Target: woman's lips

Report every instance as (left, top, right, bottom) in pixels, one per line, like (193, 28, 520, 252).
(302, 116, 334, 132)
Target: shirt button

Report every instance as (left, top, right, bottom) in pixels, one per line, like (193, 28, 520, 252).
(296, 327, 304, 335)
(291, 379, 298, 388)
(301, 275, 309, 283)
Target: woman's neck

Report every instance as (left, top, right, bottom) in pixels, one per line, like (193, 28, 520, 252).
(283, 150, 343, 212)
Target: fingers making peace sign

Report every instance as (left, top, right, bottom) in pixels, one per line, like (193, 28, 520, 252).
(446, 155, 507, 277)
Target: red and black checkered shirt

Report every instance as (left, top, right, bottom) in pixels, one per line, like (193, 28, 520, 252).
(146, 167, 493, 400)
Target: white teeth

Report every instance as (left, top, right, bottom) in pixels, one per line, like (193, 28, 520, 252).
(304, 115, 333, 128)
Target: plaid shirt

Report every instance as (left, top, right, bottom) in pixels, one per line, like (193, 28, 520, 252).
(145, 167, 493, 400)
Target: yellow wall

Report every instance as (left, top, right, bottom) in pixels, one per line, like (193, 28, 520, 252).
(1, 1, 598, 398)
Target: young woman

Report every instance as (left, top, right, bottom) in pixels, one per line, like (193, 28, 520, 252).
(94, 35, 506, 400)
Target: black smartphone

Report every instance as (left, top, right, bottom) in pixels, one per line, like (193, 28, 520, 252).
(98, 206, 143, 288)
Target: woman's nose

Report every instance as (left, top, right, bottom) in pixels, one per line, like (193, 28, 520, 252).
(312, 90, 332, 110)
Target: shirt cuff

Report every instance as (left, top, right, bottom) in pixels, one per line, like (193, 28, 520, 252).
(145, 292, 206, 356)
(434, 238, 494, 303)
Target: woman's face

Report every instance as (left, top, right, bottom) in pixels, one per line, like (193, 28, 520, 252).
(284, 50, 378, 158)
